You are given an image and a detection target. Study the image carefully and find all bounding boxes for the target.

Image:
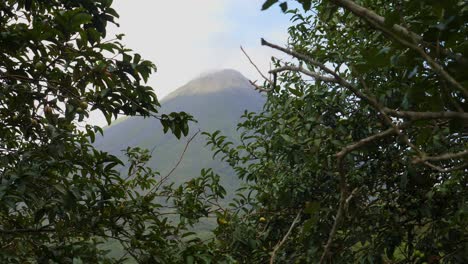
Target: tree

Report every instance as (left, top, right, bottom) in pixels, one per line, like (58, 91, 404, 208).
(206, 0, 468, 263)
(0, 1, 223, 263)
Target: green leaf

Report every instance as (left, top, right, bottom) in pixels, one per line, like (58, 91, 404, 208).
(185, 255, 195, 264)
(71, 13, 93, 27)
(304, 201, 320, 215)
(289, 87, 303, 97)
(261, 0, 279, 10)
(279, 2, 288, 12)
(299, 0, 312, 11)
(280, 134, 294, 143)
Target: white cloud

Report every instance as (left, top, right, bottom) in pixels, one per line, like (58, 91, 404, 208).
(89, 0, 292, 126)
(109, 0, 229, 97)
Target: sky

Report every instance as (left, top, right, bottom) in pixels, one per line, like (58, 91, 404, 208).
(107, 0, 294, 99)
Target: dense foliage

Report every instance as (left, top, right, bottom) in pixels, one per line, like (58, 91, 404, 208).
(206, 0, 468, 263)
(0, 1, 223, 263)
(2, 0, 467, 263)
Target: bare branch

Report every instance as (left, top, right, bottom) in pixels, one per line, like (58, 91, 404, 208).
(261, 38, 336, 76)
(261, 38, 383, 111)
(270, 65, 338, 83)
(319, 181, 346, 264)
(344, 187, 360, 215)
(416, 149, 468, 163)
(249, 80, 272, 93)
(422, 161, 468, 173)
(384, 108, 468, 120)
(336, 125, 403, 158)
(0, 227, 55, 234)
(149, 130, 200, 193)
(270, 210, 302, 264)
(241, 46, 272, 85)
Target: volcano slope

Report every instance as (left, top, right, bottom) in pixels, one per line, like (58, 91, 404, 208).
(96, 69, 264, 199)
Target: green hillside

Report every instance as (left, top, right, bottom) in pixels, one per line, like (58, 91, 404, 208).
(95, 69, 264, 197)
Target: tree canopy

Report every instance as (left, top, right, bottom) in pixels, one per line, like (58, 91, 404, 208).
(205, 0, 468, 263)
(0, 1, 222, 263)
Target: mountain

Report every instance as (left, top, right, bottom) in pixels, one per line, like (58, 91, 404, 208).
(95, 69, 264, 194)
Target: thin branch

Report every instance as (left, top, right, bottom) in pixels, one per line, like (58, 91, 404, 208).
(416, 149, 468, 163)
(249, 80, 272, 93)
(0, 227, 55, 234)
(344, 187, 360, 215)
(319, 180, 346, 264)
(149, 130, 200, 193)
(261, 38, 336, 77)
(336, 124, 408, 158)
(261, 38, 383, 111)
(241, 46, 272, 85)
(384, 108, 468, 120)
(331, 0, 420, 40)
(421, 161, 468, 173)
(357, 8, 468, 98)
(270, 210, 302, 264)
(330, 0, 467, 65)
(270, 65, 338, 83)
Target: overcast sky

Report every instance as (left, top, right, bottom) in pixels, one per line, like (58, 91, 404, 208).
(88, 1, 295, 126)
(108, 0, 293, 98)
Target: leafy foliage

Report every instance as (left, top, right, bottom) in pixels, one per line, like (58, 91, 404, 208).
(205, 0, 468, 263)
(0, 1, 221, 263)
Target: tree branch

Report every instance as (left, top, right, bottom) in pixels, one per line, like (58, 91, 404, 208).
(384, 108, 468, 120)
(421, 161, 468, 173)
(347, 3, 468, 98)
(0, 227, 55, 234)
(241, 46, 273, 85)
(270, 65, 338, 83)
(330, 0, 468, 66)
(270, 210, 302, 264)
(416, 149, 468, 163)
(249, 80, 272, 92)
(149, 130, 200, 193)
(319, 177, 346, 264)
(336, 125, 405, 158)
(261, 38, 383, 111)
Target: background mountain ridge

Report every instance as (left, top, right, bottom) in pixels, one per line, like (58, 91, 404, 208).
(96, 69, 264, 194)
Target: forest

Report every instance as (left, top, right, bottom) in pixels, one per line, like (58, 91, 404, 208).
(0, 0, 467, 263)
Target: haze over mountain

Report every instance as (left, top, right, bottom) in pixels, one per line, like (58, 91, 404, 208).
(95, 69, 264, 193)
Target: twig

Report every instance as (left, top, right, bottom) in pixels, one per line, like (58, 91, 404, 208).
(261, 38, 383, 111)
(270, 210, 302, 264)
(249, 80, 272, 93)
(344, 187, 360, 215)
(0, 227, 55, 234)
(421, 161, 468, 173)
(270, 65, 338, 83)
(336, 123, 410, 158)
(319, 180, 346, 264)
(241, 46, 272, 85)
(149, 130, 200, 193)
(415, 149, 468, 163)
(384, 108, 468, 120)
